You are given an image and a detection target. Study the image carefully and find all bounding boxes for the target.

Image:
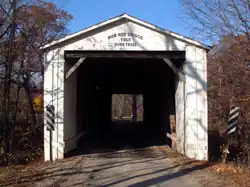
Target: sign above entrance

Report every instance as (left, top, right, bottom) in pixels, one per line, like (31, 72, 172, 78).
(107, 32, 143, 48)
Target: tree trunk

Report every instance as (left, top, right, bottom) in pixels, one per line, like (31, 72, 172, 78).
(7, 86, 21, 164)
(118, 95, 125, 120)
(3, 0, 17, 158)
(132, 94, 137, 122)
(24, 79, 37, 134)
(248, 138, 250, 169)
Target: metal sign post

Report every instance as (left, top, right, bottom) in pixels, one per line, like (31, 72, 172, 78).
(46, 104, 55, 161)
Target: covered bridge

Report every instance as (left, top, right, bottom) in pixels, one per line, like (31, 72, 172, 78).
(42, 14, 210, 161)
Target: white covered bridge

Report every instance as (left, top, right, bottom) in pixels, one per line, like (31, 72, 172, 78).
(42, 14, 210, 161)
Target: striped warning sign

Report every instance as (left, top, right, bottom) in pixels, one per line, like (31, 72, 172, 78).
(227, 105, 240, 135)
(46, 104, 55, 131)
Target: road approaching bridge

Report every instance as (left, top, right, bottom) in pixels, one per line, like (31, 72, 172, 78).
(0, 146, 236, 187)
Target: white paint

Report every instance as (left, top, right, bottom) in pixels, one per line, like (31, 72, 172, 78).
(43, 15, 209, 161)
(228, 127, 236, 134)
(66, 57, 86, 79)
(182, 46, 208, 160)
(63, 61, 78, 153)
(175, 71, 185, 154)
(42, 14, 210, 51)
(166, 133, 177, 142)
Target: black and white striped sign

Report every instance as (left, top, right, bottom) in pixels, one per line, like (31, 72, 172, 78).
(46, 104, 55, 131)
(227, 106, 240, 135)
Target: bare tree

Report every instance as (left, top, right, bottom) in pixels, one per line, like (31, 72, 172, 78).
(112, 94, 143, 121)
(1, 0, 17, 157)
(181, 0, 250, 42)
(0, 0, 72, 165)
(132, 94, 137, 122)
(181, 0, 250, 164)
(208, 36, 250, 164)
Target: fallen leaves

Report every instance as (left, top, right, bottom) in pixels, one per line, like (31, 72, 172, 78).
(208, 163, 250, 187)
(211, 163, 237, 173)
(1, 146, 250, 187)
(0, 161, 47, 187)
(150, 146, 250, 187)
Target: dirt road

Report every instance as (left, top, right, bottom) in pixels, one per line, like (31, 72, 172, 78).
(0, 146, 236, 187)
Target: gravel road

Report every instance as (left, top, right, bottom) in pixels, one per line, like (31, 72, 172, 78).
(21, 146, 234, 187)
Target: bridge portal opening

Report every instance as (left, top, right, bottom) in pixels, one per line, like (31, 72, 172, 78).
(64, 52, 184, 157)
(111, 94, 144, 122)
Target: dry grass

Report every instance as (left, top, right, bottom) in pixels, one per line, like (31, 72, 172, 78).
(0, 161, 47, 187)
(208, 163, 250, 187)
(152, 146, 250, 187)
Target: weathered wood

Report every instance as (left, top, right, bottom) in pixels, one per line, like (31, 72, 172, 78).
(64, 50, 186, 60)
(163, 58, 185, 81)
(64, 131, 89, 144)
(166, 133, 177, 142)
(66, 57, 86, 79)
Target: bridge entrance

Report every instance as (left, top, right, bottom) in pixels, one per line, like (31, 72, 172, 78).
(43, 14, 209, 161)
(64, 51, 184, 156)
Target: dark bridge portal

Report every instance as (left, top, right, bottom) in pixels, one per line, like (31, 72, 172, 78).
(71, 57, 179, 156)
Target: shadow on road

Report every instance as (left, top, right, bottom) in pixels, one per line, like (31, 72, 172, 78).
(102, 162, 213, 187)
(0, 148, 215, 187)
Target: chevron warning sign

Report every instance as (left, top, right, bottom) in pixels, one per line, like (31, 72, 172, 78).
(227, 105, 240, 135)
(46, 104, 55, 131)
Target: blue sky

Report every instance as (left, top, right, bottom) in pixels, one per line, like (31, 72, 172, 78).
(53, 0, 209, 45)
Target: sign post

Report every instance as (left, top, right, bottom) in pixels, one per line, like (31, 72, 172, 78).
(46, 104, 55, 161)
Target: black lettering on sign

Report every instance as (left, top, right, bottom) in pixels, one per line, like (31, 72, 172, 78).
(114, 43, 125, 46)
(126, 43, 137, 47)
(107, 32, 143, 48)
(107, 33, 143, 40)
(127, 33, 143, 40)
(108, 33, 117, 40)
(118, 33, 126, 37)
(121, 38, 131, 42)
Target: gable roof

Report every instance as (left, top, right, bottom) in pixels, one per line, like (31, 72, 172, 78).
(42, 13, 211, 51)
